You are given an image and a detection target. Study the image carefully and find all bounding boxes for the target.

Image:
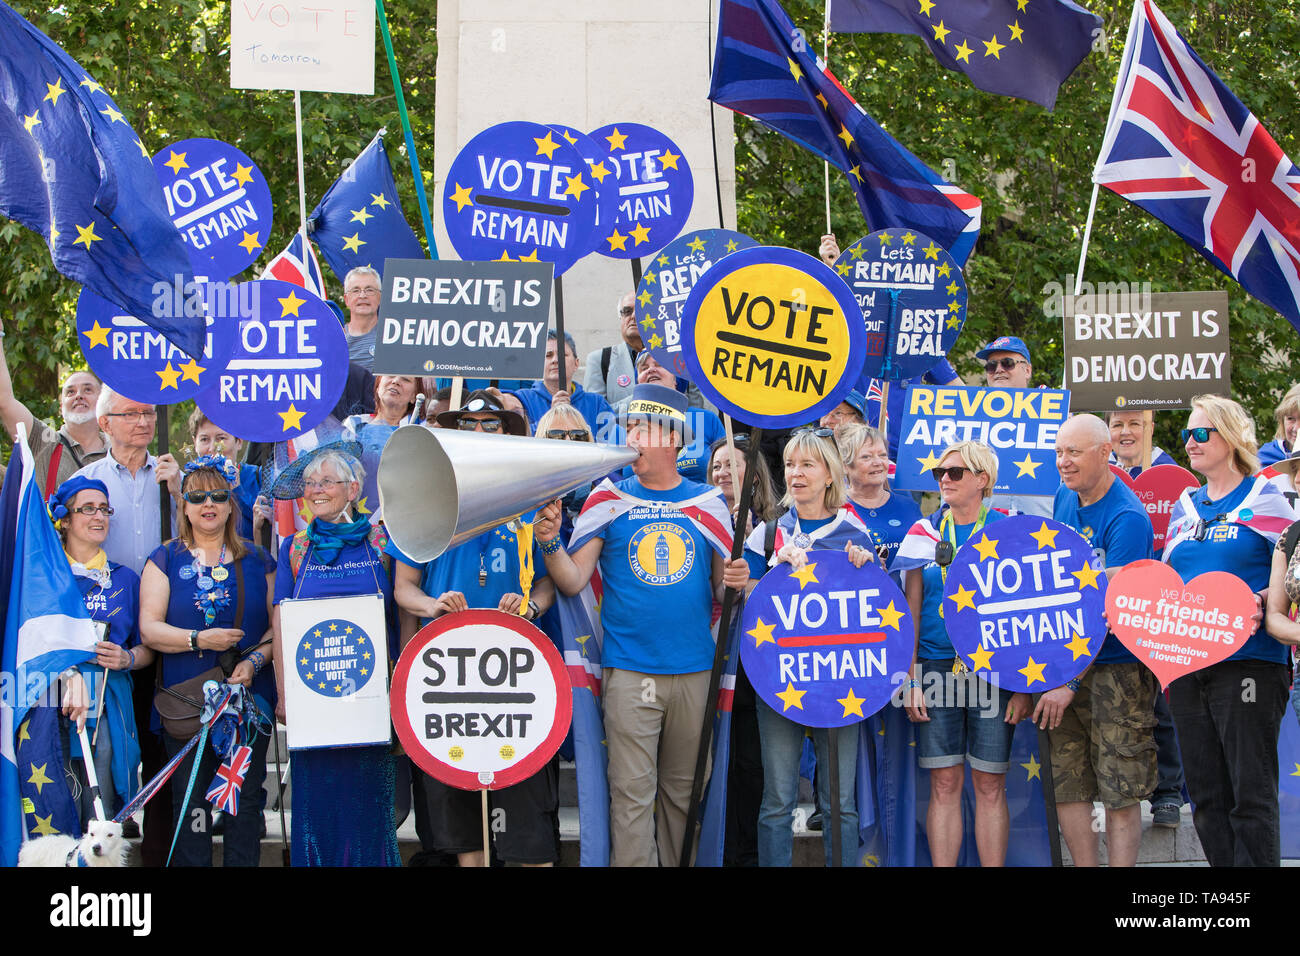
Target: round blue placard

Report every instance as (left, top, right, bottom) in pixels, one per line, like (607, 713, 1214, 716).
(741, 552, 912, 729)
(76, 285, 238, 405)
(638, 228, 757, 380)
(833, 229, 967, 381)
(941, 515, 1106, 693)
(296, 618, 378, 698)
(441, 121, 600, 276)
(152, 138, 274, 282)
(588, 122, 693, 260)
(193, 278, 348, 443)
(549, 124, 621, 255)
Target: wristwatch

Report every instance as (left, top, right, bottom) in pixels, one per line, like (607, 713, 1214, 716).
(526, 600, 540, 620)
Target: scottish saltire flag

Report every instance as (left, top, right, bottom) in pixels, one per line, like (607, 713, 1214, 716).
(569, 480, 734, 558)
(262, 231, 326, 299)
(1093, 0, 1300, 335)
(1164, 476, 1297, 561)
(710, 0, 982, 265)
(205, 744, 252, 816)
(0, 425, 98, 864)
(307, 130, 425, 284)
(554, 578, 609, 866)
(0, 2, 202, 357)
(829, 0, 1102, 110)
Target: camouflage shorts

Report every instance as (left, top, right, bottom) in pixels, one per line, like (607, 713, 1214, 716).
(1047, 662, 1158, 809)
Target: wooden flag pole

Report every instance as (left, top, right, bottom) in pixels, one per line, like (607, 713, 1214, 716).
(555, 275, 568, 394)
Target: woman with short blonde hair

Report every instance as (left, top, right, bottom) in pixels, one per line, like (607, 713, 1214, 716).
(779, 427, 846, 513)
(837, 423, 920, 570)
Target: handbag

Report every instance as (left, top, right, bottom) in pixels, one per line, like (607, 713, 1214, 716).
(154, 549, 245, 739)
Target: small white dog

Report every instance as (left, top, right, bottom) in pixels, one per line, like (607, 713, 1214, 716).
(18, 818, 126, 867)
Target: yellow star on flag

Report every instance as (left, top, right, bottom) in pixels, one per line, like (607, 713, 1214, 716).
(356, 497, 372, 515)
(350, 206, 374, 224)
(278, 290, 306, 317)
(1019, 657, 1047, 686)
(983, 35, 1006, 58)
(916, 449, 942, 473)
(30, 813, 58, 836)
(878, 600, 904, 630)
(231, 163, 255, 187)
(972, 533, 999, 561)
(370, 192, 392, 209)
(134, 138, 149, 159)
(838, 687, 866, 719)
(1072, 564, 1102, 590)
(589, 160, 610, 183)
(17, 720, 30, 743)
(28, 762, 53, 794)
(79, 76, 103, 94)
(1021, 754, 1041, 781)
(43, 78, 66, 106)
(789, 562, 819, 589)
(849, 164, 864, 183)
(449, 183, 473, 212)
(1015, 454, 1041, 478)
(606, 229, 628, 252)
(968, 644, 994, 671)
(519, 249, 540, 262)
(918, 0, 935, 14)
(923, 241, 941, 260)
(1291, 763, 1300, 777)
(73, 222, 101, 249)
(99, 104, 125, 124)
(563, 173, 589, 200)
(82, 321, 110, 350)
(629, 222, 651, 246)
(279, 404, 306, 431)
(686, 236, 706, 253)
(1064, 632, 1092, 661)
(775, 681, 806, 712)
(1016, 0, 1030, 10)
(932, 20, 950, 43)
(605, 127, 628, 150)
(533, 130, 560, 159)
(156, 362, 181, 390)
(658, 148, 681, 171)
(837, 124, 854, 148)
(237, 231, 262, 254)
(1029, 521, 1058, 549)
(949, 584, 976, 612)
(22, 110, 39, 133)
(954, 39, 974, 63)
(748, 619, 776, 647)
(787, 57, 803, 83)
(342, 232, 365, 253)
(1008, 20, 1024, 42)
(162, 150, 188, 175)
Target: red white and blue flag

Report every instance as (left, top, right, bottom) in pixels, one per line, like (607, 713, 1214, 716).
(205, 744, 252, 816)
(261, 231, 326, 300)
(1093, 0, 1300, 334)
(1164, 475, 1298, 561)
(568, 480, 734, 559)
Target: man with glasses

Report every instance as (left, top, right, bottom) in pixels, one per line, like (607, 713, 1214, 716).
(584, 291, 643, 406)
(974, 336, 1054, 519)
(1035, 413, 1158, 866)
(342, 266, 384, 371)
(394, 388, 557, 865)
(510, 329, 612, 436)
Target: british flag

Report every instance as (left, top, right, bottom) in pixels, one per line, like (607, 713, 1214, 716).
(1093, 0, 1300, 333)
(261, 231, 326, 300)
(205, 744, 253, 816)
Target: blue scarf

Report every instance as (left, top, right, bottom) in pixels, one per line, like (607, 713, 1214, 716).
(305, 514, 373, 565)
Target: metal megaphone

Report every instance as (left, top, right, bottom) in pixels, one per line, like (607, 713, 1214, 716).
(377, 424, 639, 562)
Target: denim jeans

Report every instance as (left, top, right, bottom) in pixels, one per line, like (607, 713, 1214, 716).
(163, 730, 269, 867)
(1168, 658, 1289, 866)
(755, 699, 857, 866)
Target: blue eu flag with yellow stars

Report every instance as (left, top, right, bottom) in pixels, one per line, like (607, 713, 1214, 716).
(0, 1, 203, 358)
(711, 0, 982, 265)
(307, 129, 426, 285)
(830, 0, 1103, 111)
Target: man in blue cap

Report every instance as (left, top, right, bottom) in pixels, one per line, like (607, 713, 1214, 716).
(819, 388, 868, 436)
(974, 336, 1054, 519)
(535, 383, 736, 866)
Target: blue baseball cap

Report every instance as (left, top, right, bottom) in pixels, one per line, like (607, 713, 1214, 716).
(841, 389, 868, 419)
(975, 336, 1031, 363)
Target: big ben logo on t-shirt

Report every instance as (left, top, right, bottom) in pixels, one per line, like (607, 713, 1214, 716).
(628, 521, 695, 585)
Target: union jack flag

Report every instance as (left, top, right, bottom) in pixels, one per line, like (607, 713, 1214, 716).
(205, 744, 252, 816)
(261, 231, 326, 300)
(1093, 0, 1300, 333)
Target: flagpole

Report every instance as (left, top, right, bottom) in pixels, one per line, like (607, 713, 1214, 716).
(823, 0, 833, 234)
(376, 0, 439, 259)
(293, 89, 309, 252)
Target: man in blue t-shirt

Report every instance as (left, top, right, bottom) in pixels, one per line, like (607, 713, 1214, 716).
(1038, 414, 1157, 867)
(535, 383, 733, 867)
(509, 329, 613, 435)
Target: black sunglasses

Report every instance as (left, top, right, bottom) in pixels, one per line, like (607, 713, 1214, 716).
(183, 489, 230, 505)
(932, 466, 976, 481)
(792, 425, 834, 439)
(983, 357, 1025, 373)
(1180, 426, 1219, 444)
(546, 429, 591, 441)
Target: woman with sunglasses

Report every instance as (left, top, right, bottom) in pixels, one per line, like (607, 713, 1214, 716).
(722, 427, 879, 866)
(1162, 395, 1287, 866)
(345, 375, 420, 524)
(896, 440, 1029, 866)
(48, 475, 153, 827)
(139, 455, 276, 867)
(535, 404, 602, 538)
(270, 445, 400, 866)
(838, 423, 920, 570)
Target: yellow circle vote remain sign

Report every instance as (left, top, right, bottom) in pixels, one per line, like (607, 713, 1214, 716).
(680, 246, 871, 428)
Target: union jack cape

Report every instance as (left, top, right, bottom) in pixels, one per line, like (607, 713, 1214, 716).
(568, 479, 734, 559)
(1163, 475, 1298, 562)
(743, 503, 874, 565)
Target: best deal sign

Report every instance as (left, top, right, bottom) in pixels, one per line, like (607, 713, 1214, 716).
(391, 610, 572, 790)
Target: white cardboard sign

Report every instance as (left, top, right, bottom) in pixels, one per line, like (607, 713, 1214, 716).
(230, 0, 375, 95)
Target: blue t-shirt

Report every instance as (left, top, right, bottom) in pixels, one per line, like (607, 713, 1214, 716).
(917, 508, 1007, 660)
(595, 476, 721, 674)
(234, 463, 261, 542)
(850, 493, 922, 571)
(1054, 478, 1154, 664)
(74, 561, 140, 652)
(509, 381, 613, 437)
(1165, 478, 1288, 665)
(345, 415, 399, 523)
(388, 523, 548, 625)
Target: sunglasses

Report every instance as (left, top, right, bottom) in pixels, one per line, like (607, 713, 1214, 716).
(183, 490, 230, 505)
(546, 429, 591, 441)
(457, 417, 503, 432)
(792, 425, 834, 439)
(932, 466, 976, 481)
(983, 357, 1026, 373)
(1180, 426, 1219, 444)
(70, 504, 113, 516)
(619, 306, 635, 317)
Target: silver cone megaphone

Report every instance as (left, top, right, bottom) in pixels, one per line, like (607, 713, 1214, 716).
(377, 424, 639, 562)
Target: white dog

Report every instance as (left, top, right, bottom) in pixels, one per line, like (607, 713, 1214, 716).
(18, 818, 126, 867)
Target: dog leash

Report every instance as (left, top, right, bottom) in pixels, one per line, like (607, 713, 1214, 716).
(164, 684, 234, 866)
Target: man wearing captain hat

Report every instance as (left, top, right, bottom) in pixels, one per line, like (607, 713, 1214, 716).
(535, 383, 738, 866)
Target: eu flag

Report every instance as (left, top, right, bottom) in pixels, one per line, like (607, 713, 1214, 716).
(711, 0, 982, 265)
(0, 2, 203, 358)
(830, 0, 1103, 110)
(308, 130, 426, 284)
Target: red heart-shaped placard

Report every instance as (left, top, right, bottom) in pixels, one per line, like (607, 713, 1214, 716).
(1106, 559, 1257, 688)
(1128, 465, 1200, 552)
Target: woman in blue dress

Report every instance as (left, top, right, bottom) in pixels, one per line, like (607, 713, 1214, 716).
(270, 443, 400, 866)
(139, 455, 276, 867)
(48, 475, 153, 825)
